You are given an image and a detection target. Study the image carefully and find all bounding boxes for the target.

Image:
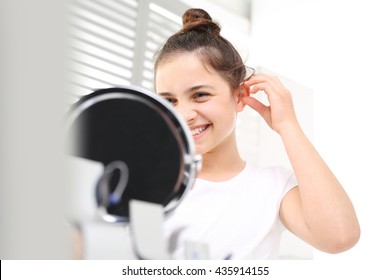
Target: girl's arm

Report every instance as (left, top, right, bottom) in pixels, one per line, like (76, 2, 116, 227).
(242, 74, 360, 253)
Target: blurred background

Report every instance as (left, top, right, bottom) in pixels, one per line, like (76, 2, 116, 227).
(1, 0, 389, 263)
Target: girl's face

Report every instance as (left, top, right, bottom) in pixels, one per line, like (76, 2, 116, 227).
(155, 53, 244, 155)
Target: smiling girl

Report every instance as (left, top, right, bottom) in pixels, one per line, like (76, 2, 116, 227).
(154, 8, 360, 259)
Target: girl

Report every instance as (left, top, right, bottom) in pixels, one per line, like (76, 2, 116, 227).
(154, 8, 360, 259)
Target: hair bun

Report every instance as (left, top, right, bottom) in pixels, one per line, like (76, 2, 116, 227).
(181, 8, 221, 35)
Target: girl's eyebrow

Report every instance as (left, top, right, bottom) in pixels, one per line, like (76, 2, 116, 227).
(187, 84, 214, 93)
(158, 92, 174, 97)
(158, 85, 215, 97)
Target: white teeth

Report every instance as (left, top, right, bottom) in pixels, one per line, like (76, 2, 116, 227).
(191, 126, 207, 136)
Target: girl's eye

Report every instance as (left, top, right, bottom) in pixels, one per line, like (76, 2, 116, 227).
(164, 97, 177, 105)
(194, 92, 209, 99)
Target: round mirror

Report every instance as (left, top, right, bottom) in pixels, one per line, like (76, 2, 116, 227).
(66, 86, 201, 222)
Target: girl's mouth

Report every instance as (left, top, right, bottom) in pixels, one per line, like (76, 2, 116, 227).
(191, 124, 210, 137)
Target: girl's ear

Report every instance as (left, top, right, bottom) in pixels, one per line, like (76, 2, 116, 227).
(235, 84, 248, 112)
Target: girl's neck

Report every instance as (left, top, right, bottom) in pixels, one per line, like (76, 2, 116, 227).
(197, 140, 245, 182)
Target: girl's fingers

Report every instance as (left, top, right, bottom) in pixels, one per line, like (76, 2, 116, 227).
(242, 73, 297, 133)
(242, 96, 272, 128)
(244, 74, 270, 87)
(244, 74, 283, 95)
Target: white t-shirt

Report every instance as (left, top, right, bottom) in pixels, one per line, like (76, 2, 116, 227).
(164, 163, 297, 260)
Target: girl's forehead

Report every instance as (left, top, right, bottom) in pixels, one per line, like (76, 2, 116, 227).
(156, 54, 216, 81)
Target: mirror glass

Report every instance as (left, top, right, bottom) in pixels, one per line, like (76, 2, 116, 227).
(66, 87, 199, 222)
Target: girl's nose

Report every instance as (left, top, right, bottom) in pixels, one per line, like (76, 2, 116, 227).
(176, 103, 197, 123)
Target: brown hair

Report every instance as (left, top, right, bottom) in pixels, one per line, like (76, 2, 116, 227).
(154, 8, 246, 92)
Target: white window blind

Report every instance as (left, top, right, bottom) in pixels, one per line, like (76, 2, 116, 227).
(67, 0, 189, 105)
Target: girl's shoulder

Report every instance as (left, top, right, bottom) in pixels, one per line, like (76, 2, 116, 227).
(245, 163, 294, 181)
(243, 163, 297, 196)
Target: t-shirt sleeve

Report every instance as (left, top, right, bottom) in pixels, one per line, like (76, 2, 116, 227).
(276, 167, 298, 231)
(283, 169, 298, 198)
(273, 166, 298, 202)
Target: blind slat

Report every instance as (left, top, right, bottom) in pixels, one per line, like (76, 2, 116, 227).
(68, 0, 189, 98)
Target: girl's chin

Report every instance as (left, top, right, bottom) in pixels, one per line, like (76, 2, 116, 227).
(194, 142, 213, 156)
(194, 145, 206, 156)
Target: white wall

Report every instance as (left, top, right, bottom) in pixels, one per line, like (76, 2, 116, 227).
(249, 0, 390, 266)
(0, 1, 72, 259)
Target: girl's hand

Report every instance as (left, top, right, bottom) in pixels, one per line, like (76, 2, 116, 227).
(242, 74, 299, 135)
